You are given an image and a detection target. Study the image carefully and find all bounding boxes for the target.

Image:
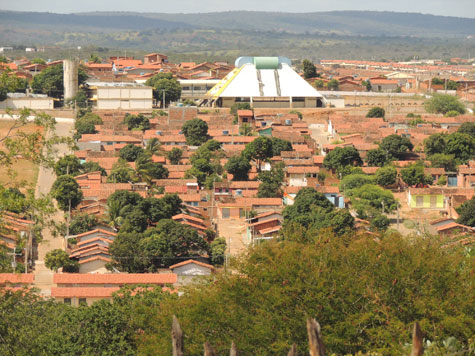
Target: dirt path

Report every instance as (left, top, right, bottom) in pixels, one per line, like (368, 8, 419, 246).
(33, 121, 74, 296)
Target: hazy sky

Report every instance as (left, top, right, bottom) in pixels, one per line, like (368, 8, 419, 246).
(0, 0, 474, 18)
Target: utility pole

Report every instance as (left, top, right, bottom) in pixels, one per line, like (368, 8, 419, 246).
(396, 203, 400, 231)
(8, 250, 22, 272)
(162, 90, 166, 109)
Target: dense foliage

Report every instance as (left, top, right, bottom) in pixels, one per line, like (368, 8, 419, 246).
(167, 147, 183, 165)
(366, 148, 389, 167)
(123, 113, 150, 131)
(379, 134, 413, 160)
(455, 196, 475, 227)
(119, 144, 145, 162)
(400, 163, 433, 187)
(51, 175, 83, 212)
(257, 164, 285, 198)
(146, 72, 182, 104)
(323, 146, 363, 171)
(182, 118, 209, 146)
(302, 59, 317, 79)
(424, 132, 475, 164)
(424, 93, 465, 115)
(366, 107, 385, 118)
(45, 249, 79, 272)
(74, 111, 103, 140)
(225, 155, 251, 181)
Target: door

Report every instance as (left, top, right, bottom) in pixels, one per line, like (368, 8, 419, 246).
(416, 196, 424, 207)
(222, 208, 230, 219)
(430, 196, 437, 208)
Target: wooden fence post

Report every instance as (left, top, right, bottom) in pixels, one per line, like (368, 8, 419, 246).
(230, 341, 238, 356)
(172, 315, 183, 356)
(410, 322, 424, 356)
(307, 318, 325, 356)
(204, 341, 217, 356)
(287, 343, 298, 356)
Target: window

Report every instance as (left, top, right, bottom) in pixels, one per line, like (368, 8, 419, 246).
(79, 298, 87, 306)
(63, 298, 71, 305)
(239, 208, 245, 218)
(222, 208, 230, 219)
(430, 196, 437, 208)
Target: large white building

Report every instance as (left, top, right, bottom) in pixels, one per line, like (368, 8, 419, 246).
(88, 82, 153, 110)
(205, 57, 324, 108)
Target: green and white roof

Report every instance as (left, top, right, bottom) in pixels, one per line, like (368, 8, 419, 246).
(207, 57, 322, 100)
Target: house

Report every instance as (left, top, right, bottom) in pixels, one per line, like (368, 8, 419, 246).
(51, 273, 177, 306)
(316, 186, 345, 208)
(88, 82, 153, 110)
(246, 211, 283, 242)
(437, 222, 475, 236)
(287, 166, 320, 187)
(237, 110, 254, 126)
(144, 53, 168, 64)
(69, 229, 118, 273)
(217, 198, 283, 220)
(169, 260, 214, 277)
(407, 188, 445, 209)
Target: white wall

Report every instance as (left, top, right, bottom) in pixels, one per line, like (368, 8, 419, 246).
(172, 263, 212, 276)
(0, 98, 54, 110)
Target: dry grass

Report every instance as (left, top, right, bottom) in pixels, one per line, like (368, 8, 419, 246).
(0, 120, 43, 190)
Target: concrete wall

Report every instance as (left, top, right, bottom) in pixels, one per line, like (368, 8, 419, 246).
(95, 87, 153, 110)
(79, 259, 109, 274)
(172, 263, 212, 276)
(63, 60, 79, 100)
(0, 98, 54, 110)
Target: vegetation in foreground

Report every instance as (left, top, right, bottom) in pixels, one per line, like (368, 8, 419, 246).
(1, 230, 473, 356)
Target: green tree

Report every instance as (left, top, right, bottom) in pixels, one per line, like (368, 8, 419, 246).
(424, 133, 447, 156)
(108, 232, 146, 272)
(140, 233, 474, 356)
(45, 249, 79, 272)
(425, 93, 465, 115)
(379, 134, 414, 160)
(81, 161, 107, 176)
(362, 79, 372, 91)
(31, 58, 46, 65)
(270, 137, 293, 156)
(366, 148, 389, 167)
(120, 208, 149, 233)
(51, 175, 83, 212)
(400, 163, 433, 187)
(323, 146, 363, 171)
(366, 107, 385, 118)
(239, 123, 253, 136)
(146, 72, 182, 104)
(119, 144, 144, 162)
(107, 159, 134, 183)
(302, 59, 317, 79)
(242, 136, 273, 171)
(0, 71, 28, 96)
(370, 214, 390, 231)
(145, 138, 161, 156)
(182, 118, 208, 146)
(455, 197, 475, 227)
(445, 132, 475, 163)
(257, 164, 285, 198)
(225, 156, 251, 181)
(139, 219, 209, 269)
(135, 154, 169, 185)
(167, 147, 183, 165)
(31, 63, 87, 98)
(374, 166, 397, 187)
(428, 153, 456, 171)
(54, 154, 82, 176)
(348, 184, 397, 218)
(0, 186, 27, 214)
(210, 238, 226, 265)
(327, 78, 339, 91)
(314, 79, 325, 89)
(89, 53, 101, 63)
(69, 213, 98, 235)
(123, 113, 150, 131)
(107, 190, 144, 228)
(339, 173, 374, 192)
(74, 111, 102, 140)
(283, 187, 334, 222)
(458, 122, 475, 138)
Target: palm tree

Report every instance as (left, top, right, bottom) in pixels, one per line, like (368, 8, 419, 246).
(134, 154, 155, 187)
(145, 138, 160, 156)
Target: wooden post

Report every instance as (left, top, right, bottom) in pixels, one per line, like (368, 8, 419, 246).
(230, 341, 238, 356)
(307, 318, 325, 356)
(171, 315, 183, 356)
(410, 322, 424, 356)
(204, 341, 217, 356)
(287, 343, 298, 356)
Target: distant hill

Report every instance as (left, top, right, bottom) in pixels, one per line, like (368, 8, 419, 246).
(1, 10, 474, 37)
(0, 10, 474, 61)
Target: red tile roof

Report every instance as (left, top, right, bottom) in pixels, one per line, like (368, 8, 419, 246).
(169, 259, 214, 270)
(0, 273, 34, 284)
(54, 273, 177, 285)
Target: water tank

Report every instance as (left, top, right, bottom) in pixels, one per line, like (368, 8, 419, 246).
(222, 130, 229, 135)
(156, 130, 162, 135)
(254, 57, 279, 70)
(285, 119, 292, 126)
(235, 189, 243, 197)
(63, 59, 78, 100)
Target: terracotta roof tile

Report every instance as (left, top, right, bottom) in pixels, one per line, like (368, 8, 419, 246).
(54, 273, 177, 285)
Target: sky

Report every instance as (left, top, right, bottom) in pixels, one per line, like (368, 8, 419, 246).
(0, 0, 474, 18)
